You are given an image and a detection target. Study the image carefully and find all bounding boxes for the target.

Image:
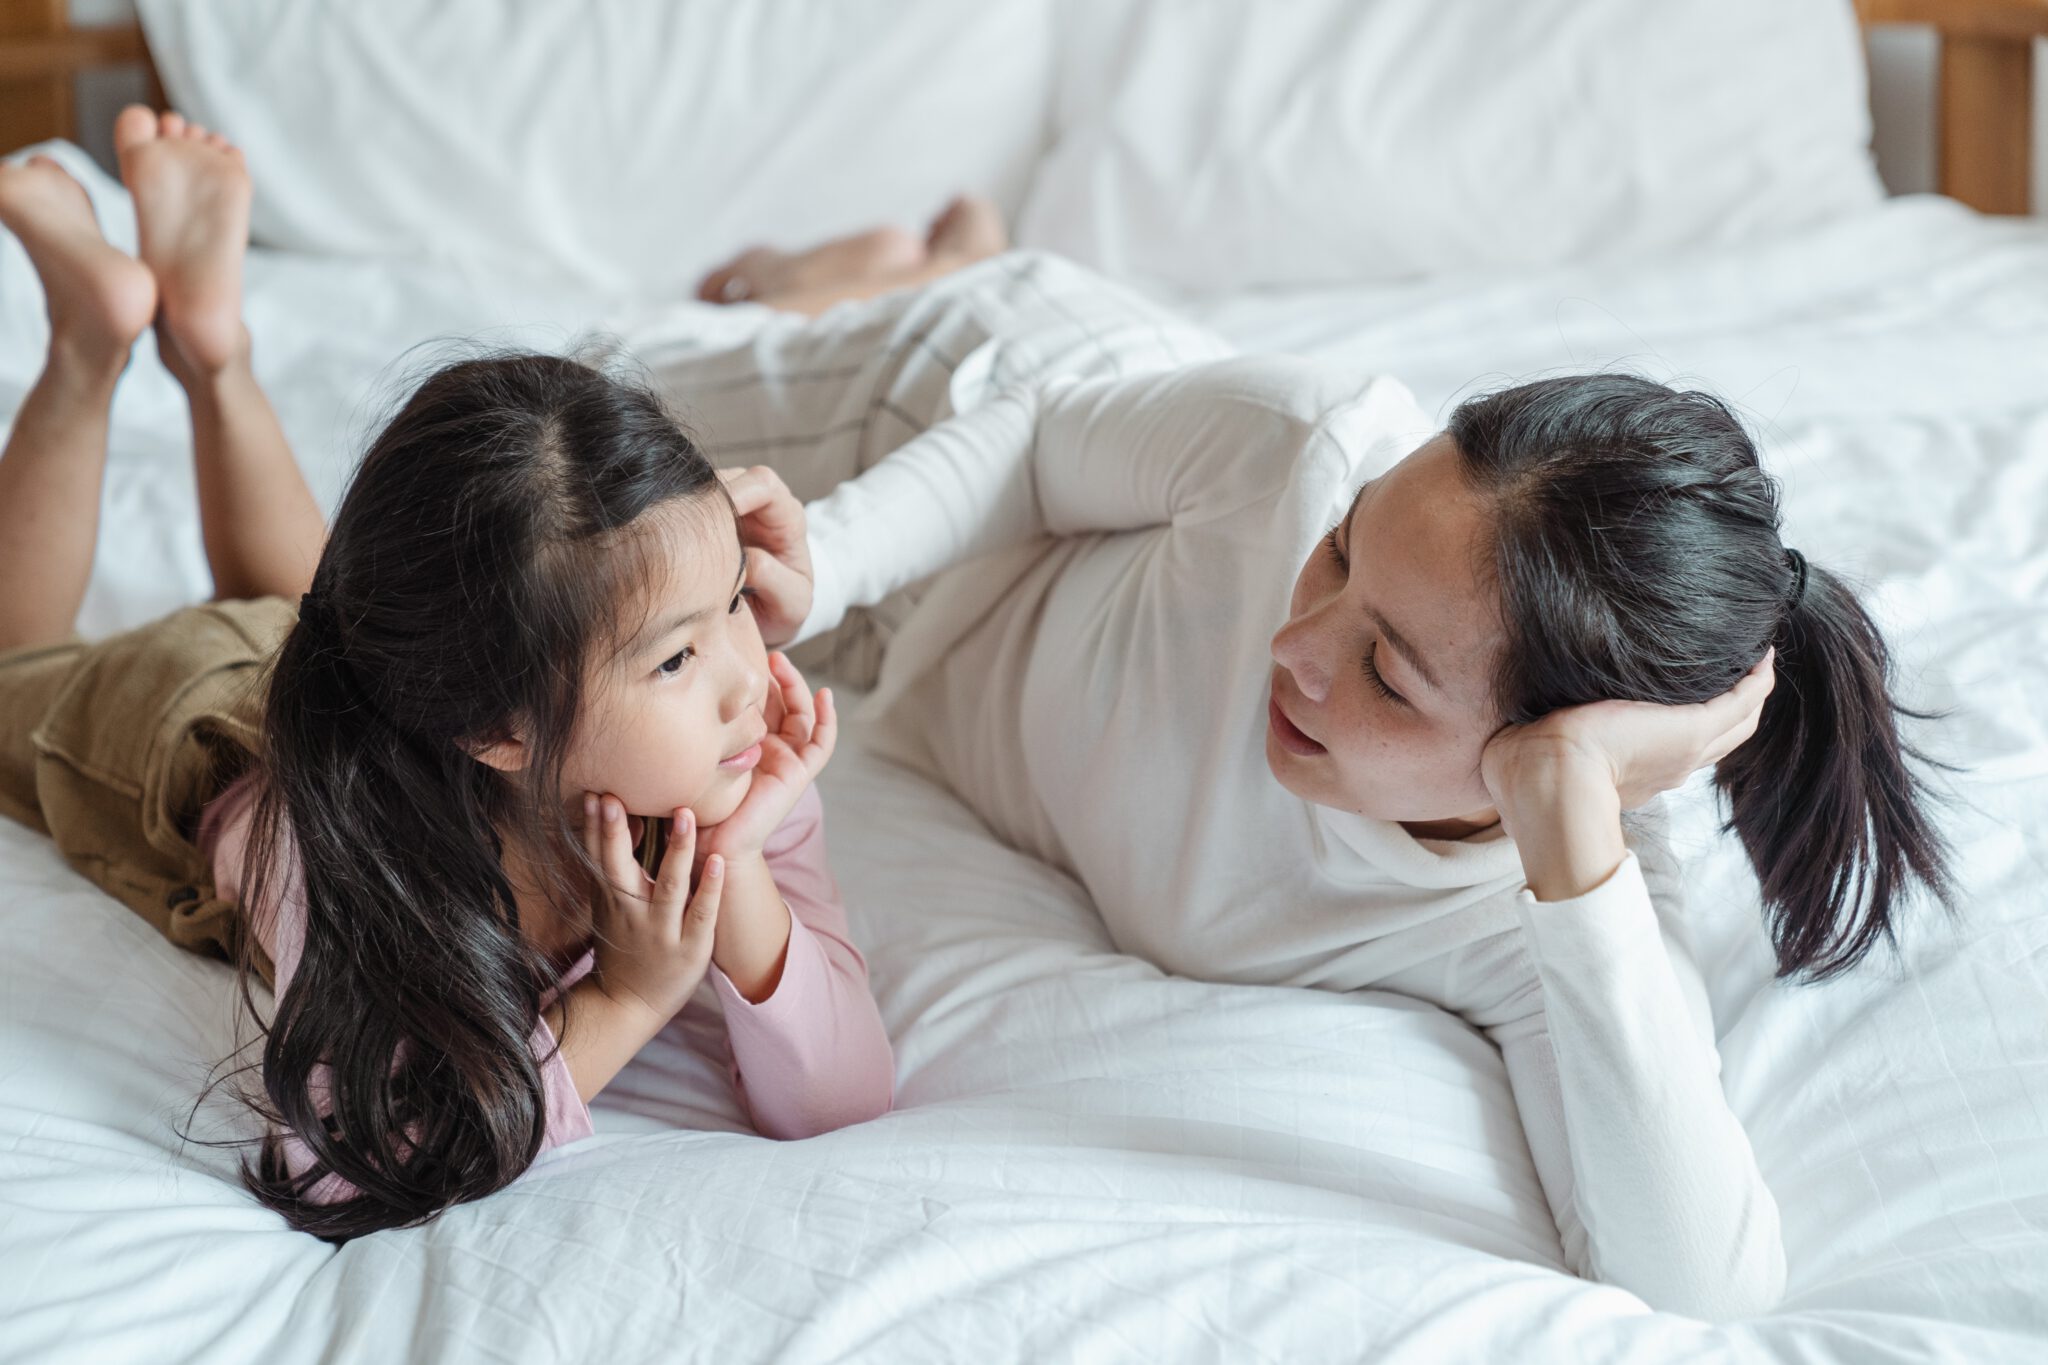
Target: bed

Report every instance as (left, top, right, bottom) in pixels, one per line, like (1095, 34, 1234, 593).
(2, 3, 2045, 1362)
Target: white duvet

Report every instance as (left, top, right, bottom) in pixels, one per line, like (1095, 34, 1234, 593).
(1, 149, 2044, 1363)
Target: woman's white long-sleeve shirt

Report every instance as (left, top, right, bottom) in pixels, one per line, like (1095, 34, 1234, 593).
(645, 254, 1786, 1319)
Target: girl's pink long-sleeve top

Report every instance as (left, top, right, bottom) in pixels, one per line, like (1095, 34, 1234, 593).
(201, 778, 894, 1203)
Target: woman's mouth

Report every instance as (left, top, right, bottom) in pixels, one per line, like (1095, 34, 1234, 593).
(1268, 692, 1326, 757)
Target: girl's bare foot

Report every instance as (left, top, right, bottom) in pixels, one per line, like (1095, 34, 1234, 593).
(0, 156, 156, 371)
(113, 105, 252, 377)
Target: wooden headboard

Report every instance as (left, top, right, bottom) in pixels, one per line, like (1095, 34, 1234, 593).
(1, 2, 2042, 213)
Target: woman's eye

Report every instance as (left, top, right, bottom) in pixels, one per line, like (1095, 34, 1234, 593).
(730, 586, 757, 615)
(1364, 648, 1407, 706)
(657, 646, 694, 678)
(1323, 525, 1347, 568)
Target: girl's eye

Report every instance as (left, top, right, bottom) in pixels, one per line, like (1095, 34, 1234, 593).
(1365, 647, 1408, 706)
(730, 586, 757, 615)
(657, 646, 694, 678)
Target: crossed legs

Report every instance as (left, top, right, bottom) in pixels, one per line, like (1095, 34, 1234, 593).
(0, 107, 324, 652)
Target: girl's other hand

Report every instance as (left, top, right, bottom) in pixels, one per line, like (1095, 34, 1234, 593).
(720, 465, 813, 648)
(584, 791, 724, 1025)
(698, 651, 838, 861)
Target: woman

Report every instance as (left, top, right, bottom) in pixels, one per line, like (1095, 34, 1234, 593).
(656, 245, 1950, 1319)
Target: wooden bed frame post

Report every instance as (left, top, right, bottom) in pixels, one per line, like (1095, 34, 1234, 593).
(0, 0, 72, 154)
(1859, 0, 2048, 214)
(1941, 30, 2035, 212)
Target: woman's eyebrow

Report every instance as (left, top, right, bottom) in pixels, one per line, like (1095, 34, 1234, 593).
(1342, 483, 1442, 694)
(1364, 606, 1444, 693)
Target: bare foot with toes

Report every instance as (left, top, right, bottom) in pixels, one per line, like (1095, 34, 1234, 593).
(696, 195, 1009, 315)
(0, 156, 156, 370)
(925, 195, 1008, 268)
(113, 105, 252, 377)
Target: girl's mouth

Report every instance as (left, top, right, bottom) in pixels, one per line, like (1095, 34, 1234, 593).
(718, 741, 764, 771)
(1268, 692, 1327, 757)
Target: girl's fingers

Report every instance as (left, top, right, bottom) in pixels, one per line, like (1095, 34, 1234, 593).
(806, 687, 839, 774)
(651, 807, 695, 923)
(581, 791, 603, 870)
(680, 854, 725, 964)
(598, 795, 648, 905)
(769, 651, 815, 746)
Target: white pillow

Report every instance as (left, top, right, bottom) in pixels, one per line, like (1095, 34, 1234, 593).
(136, 0, 1054, 295)
(1014, 0, 1885, 293)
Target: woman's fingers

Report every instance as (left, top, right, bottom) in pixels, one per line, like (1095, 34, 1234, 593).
(720, 466, 804, 548)
(745, 545, 809, 610)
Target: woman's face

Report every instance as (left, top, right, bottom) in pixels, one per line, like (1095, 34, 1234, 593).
(1267, 434, 1507, 827)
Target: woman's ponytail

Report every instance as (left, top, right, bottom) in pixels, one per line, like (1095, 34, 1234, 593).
(1450, 374, 1954, 985)
(1714, 557, 1954, 979)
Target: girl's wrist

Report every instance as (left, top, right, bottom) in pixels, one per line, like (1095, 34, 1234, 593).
(708, 852, 792, 1003)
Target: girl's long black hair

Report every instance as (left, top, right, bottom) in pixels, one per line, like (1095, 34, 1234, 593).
(233, 352, 719, 1240)
(1448, 374, 1952, 979)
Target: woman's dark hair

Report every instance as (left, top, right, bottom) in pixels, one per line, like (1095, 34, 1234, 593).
(1448, 373, 1952, 980)
(233, 351, 722, 1240)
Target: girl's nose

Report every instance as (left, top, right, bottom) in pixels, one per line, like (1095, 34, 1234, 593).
(724, 651, 765, 722)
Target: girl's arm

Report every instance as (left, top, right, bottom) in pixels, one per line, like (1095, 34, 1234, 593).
(1478, 660, 1785, 1319)
(794, 358, 1425, 646)
(709, 785, 895, 1137)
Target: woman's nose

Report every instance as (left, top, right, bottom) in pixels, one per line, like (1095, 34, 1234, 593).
(1271, 612, 1334, 704)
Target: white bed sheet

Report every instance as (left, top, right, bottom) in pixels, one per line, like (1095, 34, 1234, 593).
(2, 149, 2044, 1363)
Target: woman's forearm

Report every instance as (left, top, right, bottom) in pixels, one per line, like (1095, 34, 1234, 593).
(1494, 752, 1628, 902)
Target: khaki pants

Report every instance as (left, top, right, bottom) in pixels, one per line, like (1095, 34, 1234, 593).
(0, 597, 296, 980)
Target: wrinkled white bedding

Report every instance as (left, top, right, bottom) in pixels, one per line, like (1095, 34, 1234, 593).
(1, 150, 2044, 1363)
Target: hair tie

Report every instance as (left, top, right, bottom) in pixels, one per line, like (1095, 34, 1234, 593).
(1783, 548, 1810, 612)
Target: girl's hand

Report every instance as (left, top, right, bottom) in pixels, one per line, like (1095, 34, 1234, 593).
(721, 465, 813, 648)
(584, 792, 725, 1024)
(1479, 652, 1774, 900)
(698, 651, 837, 862)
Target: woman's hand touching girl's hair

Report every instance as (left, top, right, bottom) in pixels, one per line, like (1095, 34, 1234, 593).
(721, 465, 813, 647)
(699, 650, 838, 863)
(1480, 652, 1776, 901)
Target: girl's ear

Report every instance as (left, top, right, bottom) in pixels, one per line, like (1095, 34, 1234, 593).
(461, 727, 529, 774)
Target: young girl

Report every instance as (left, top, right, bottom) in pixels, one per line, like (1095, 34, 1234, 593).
(657, 244, 1952, 1321)
(0, 110, 893, 1242)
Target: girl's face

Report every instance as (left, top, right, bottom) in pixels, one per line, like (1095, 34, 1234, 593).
(564, 501, 770, 828)
(1267, 435, 1508, 828)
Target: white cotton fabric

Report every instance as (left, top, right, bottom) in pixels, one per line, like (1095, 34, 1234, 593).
(1, 149, 2045, 1361)
(669, 265, 1777, 1316)
(1014, 0, 1884, 292)
(133, 0, 1055, 295)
